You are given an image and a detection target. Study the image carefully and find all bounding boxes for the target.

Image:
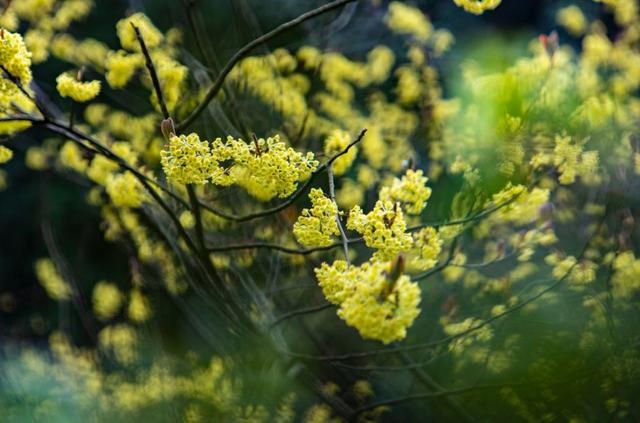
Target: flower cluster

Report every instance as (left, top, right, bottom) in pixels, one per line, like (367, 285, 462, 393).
(92, 281, 123, 321)
(223, 134, 318, 201)
(0, 145, 13, 164)
(491, 184, 550, 225)
(105, 171, 146, 209)
(161, 133, 318, 201)
(324, 129, 356, 176)
(348, 200, 413, 261)
(34, 258, 72, 301)
(0, 29, 35, 134)
(411, 227, 443, 271)
(379, 169, 432, 215)
(386, 2, 432, 42)
(453, 0, 502, 15)
(293, 188, 340, 247)
(0, 29, 32, 86)
(56, 72, 101, 102)
(315, 260, 421, 344)
(160, 133, 217, 185)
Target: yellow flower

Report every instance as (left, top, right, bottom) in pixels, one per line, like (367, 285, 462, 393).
(180, 210, 196, 229)
(0, 145, 13, 164)
(293, 188, 340, 247)
(105, 50, 142, 88)
(347, 200, 413, 261)
(217, 134, 318, 201)
(492, 184, 550, 225)
(56, 73, 101, 102)
(24, 29, 51, 63)
(161, 133, 214, 185)
(411, 227, 442, 271)
(550, 136, 599, 185)
(116, 12, 163, 51)
(395, 66, 422, 105)
(34, 258, 72, 301)
(453, 0, 502, 15)
(58, 141, 88, 173)
(25, 146, 48, 170)
(128, 289, 152, 323)
(324, 129, 356, 176)
(557, 5, 588, 37)
(105, 172, 146, 208)
(379, 169, 432, 215)
(386, 2, 432, 42)
(92, 281, 123, 321)
(98, 324, 137, 364)
(315, 260, 421, 344)
(0, 29, 32, 86)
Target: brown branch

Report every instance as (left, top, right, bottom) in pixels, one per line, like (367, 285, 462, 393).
(176, 0, 359, 132)
(131, 23, 170, 119)
(270, 302, 333, 328)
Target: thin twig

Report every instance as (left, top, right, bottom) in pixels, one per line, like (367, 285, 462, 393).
(327, 164, 350, 264)
(176, 0, 359, 131)
(282, 214, 606, 363)
(131, 23, 170, 119)
(187, 184, 206, 253)
(0, 65, 49, 119)
(207, 240, 344, 255)
(270, 303, 333, 328)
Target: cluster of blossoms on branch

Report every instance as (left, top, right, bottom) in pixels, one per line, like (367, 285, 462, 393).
(2, 0, 640, 420)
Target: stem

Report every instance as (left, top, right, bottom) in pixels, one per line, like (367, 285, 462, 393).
(131, 23, 170, 119)
(176, 0, 359, 132)
(327, 165, 350, 265)
(187, 184, 206, 253)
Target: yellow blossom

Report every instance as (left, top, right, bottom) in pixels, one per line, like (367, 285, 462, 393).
(411, 227, 442, 271)
(293, 188, 340, 247)
(105, 50, 141, 88)
(180, 210, 196, 229)
(25, 146, 48, 170)
(557, 5, 588, 36)
(221, 134, 318, 201)
(324, 129, 356, 176)
(161, 133, 214, 185)
(453, 0, 502, 15)
(0, 145, 13, 164)
(56, 73, 101, 102)
(0, 29, 32, 86)
(116, 13, 163, 51)
(492, 184, 550, 225)
(105, 172, 146, 208)
(98, 324, 137, 364)
(24, 29, 51, 63)
(128, 289, 152, 323)
(347, 200, 413, 261)
(315, 260, 421, 344)
(379, 169, 432, 215)
(386, 2, 432, 42)
(58, 141, 88, 172)
(34, 258, 72, 300)
(92, 281, 123, 321)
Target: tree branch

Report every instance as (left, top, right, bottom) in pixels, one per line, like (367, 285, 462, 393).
(176, 0, 359, 132)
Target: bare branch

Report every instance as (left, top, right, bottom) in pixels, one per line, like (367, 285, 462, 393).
(176, 0, 359, 132)
(131, 23, 170, 119)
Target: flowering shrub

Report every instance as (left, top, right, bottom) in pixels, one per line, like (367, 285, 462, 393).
(2, 0, 640, 421)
